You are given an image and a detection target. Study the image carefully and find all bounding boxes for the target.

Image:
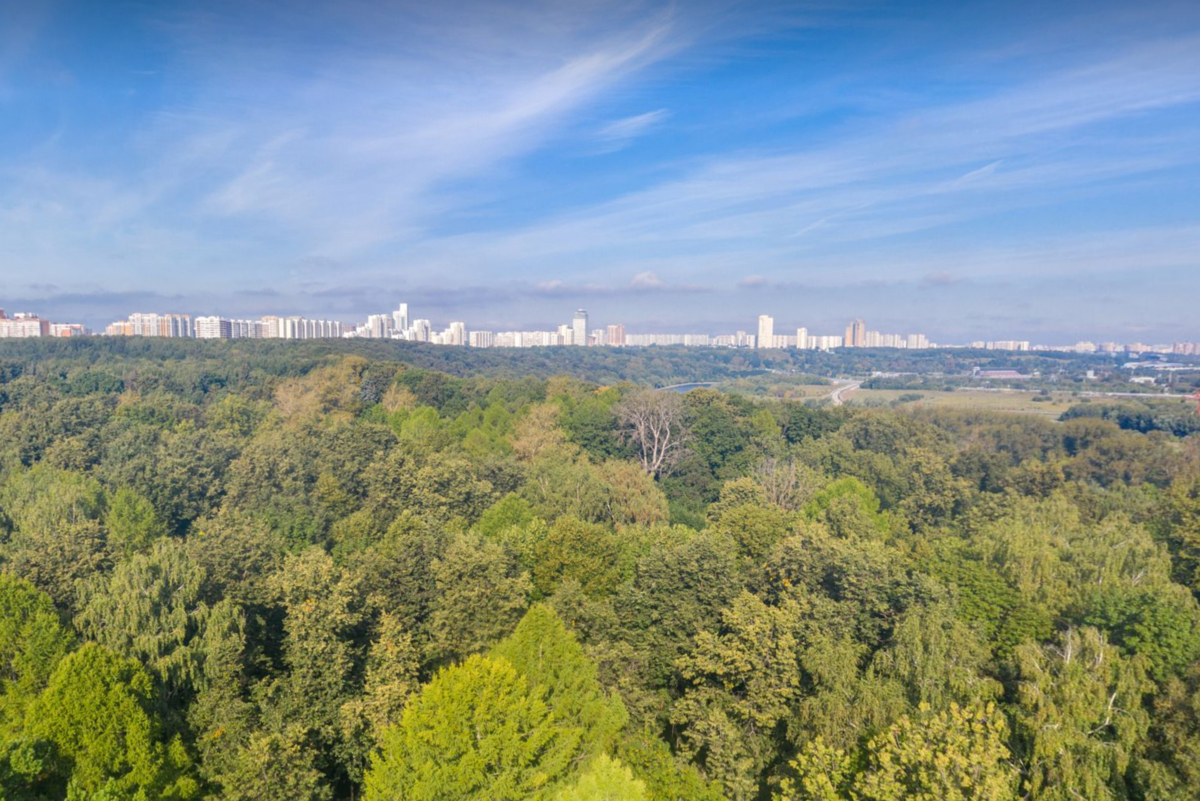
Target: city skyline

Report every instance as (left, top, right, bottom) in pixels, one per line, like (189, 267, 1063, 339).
(4, 291, 1200, 349)
(2, 1, 1199, 340)
(4, 302, 1197, 355)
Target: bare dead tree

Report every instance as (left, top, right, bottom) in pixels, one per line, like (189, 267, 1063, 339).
(752, 456, 823, 511)
(617, 390, 690, 478)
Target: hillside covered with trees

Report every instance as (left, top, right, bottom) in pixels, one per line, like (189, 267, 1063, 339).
(0, 341, 1199, 800)
(4, 335, 1181, 389)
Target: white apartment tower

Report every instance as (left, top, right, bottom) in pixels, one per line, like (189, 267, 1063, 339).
(757, 315, 775, 349)
(367, 314, 392, 339)
(572, 310, 588, 346)
(0, 314, 50, 338)
(194, 316, 232, 339)
(469, 331, 494, 348)
(126, 312, 192, 337)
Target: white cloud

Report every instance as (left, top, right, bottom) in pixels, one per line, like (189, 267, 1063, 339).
(0, 0, 688, 271)
(630, 270, 667, 288)
(595, 109, 668, 150)
(3, 0, 1200, 338)
(392, 30, 1200, 291)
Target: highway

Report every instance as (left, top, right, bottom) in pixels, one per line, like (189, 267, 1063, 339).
(827, 381, 862, 406)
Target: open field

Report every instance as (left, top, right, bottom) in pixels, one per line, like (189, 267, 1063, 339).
(842, 388, 1196, 417)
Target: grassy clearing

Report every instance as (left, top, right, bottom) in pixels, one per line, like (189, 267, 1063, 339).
(845, 388, 1081, 417)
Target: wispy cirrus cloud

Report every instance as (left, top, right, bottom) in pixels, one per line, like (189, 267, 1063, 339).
(171, 3, 682, 253)
(0, 0, 692, 278)
(3, 0, 1200, 340)
(397, 28, 1200, 294)
(594, 109, 669, 151)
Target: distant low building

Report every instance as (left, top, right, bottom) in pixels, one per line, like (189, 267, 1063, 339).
(973, 368, 1030, 380)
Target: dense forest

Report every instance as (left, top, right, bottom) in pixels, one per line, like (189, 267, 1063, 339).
(1, 340, 1199, 800)
(5, 335, 1187, 389)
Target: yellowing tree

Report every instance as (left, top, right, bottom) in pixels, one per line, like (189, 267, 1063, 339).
(492, 604, 628, 764)
(779, 703, 1016, 801)
(364, 654, 574, 801)
(555, 755, 646, 801)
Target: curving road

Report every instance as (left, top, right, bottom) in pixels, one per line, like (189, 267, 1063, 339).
(828, 381, 861, 406)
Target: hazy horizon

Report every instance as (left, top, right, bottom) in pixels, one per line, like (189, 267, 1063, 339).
(2, 0, 1199, 342)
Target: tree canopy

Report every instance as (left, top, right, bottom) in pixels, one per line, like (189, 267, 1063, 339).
(0, 340, 1196, 800)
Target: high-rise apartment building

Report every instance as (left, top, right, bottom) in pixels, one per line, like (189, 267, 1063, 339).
(572, 310, 588, 346)
(0, 313, 50, 338)
(757, 315, 774, 349)
(814, 335, 843, 350)
(273, 317, 343, 339)
(606, 323, 626, 347)
(796, 327, 809, 350)
(195, 316, 232, 339)
(367, 314, 392, 339)
(845, 319, 866, 348)
(164, 314, 192, 338)
(109, 313, 192, 337)
(393, 303, 409, 333)
(281, 317, 303, 339)
(230, 319, 264, 338)
(129, 313, 154, 337)
(0, 310, 84, 337)
(469, 331, 494, 348)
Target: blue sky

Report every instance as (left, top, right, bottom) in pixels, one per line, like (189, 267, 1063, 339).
(1, 0, 1199, 342)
